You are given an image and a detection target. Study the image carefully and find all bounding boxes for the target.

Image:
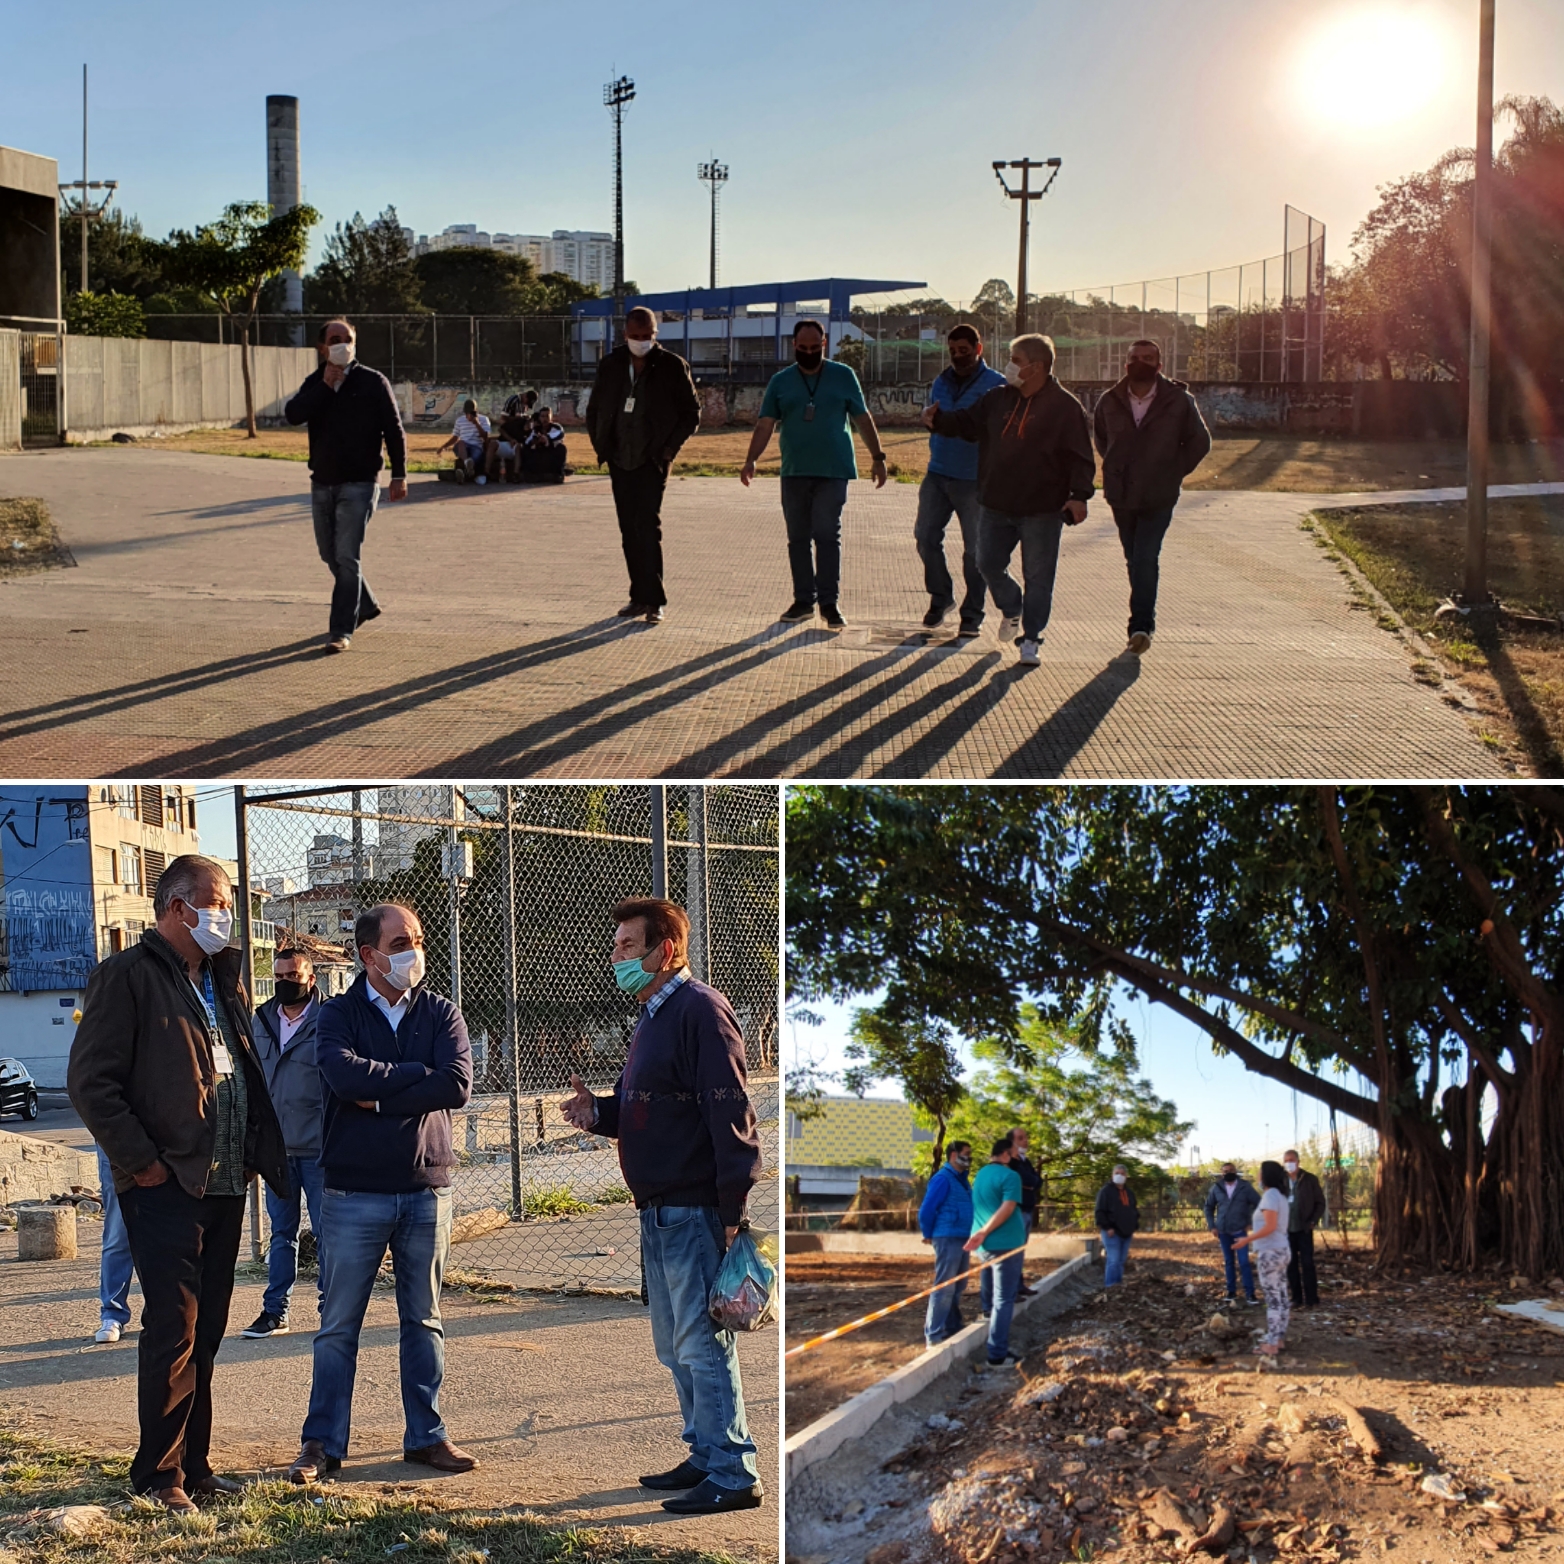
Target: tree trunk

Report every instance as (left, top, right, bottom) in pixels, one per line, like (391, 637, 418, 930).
(929, 1113, 947, 1181)
(240, 318, 257, 437)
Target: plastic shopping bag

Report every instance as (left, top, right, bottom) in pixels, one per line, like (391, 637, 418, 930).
(708, 1225, 778, 1332)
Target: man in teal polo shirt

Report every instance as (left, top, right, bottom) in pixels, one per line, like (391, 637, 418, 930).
(739, 318, 889, 631)
(963, 1137, 1026, 1367)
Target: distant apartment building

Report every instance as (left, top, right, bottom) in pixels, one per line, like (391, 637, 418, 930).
(407, 224, 613, 290)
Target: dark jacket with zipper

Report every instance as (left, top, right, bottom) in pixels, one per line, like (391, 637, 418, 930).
(1094, 1179, 1141, 1238)
(590, 978, 761, 1228)
(252, 989, 324, 1160)
(1204, 1175, 1260, 1235)
(1091, 373, 1212, 511)
(314, 973, 473, 1193)
(931, 376, 1095, 518)
(583, 342, 701, 470)
(285, 360, 408, 485)
(68, 928, 287, 1199)
(1287, 1168, 1328, 1232)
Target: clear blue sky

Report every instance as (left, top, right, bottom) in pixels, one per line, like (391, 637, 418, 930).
(6, 0, 1561, 305)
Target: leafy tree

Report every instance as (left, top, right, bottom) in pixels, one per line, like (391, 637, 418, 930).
(786, 784, 1564, 1277)
(413, 248, 539, 315)
(843, 1005, 966, 1173)
(64, 290, 145, 338)
(58, 203, 169, 301)
(163, 200, 320, 436)
(972, 278, 1015, 313)
(530, 270, 601, 314)
(306, 206, 424, 316)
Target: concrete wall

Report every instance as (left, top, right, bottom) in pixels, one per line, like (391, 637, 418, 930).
(0, 330, 20, 450)
(0, 992, 84, 1089)
(0, 1129, 98, 1206)
(63, 336, 318, 441)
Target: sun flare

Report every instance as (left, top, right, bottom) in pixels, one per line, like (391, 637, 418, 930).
(1291, 6, 1453, 131)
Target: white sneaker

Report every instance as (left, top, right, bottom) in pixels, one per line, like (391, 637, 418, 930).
(94, 1322, 121, 1344)
(1127, 631, 1152, 655)
(998, 614, 1022, 643)
(476, 475, 487, 486)
(1018, 638, 1041, 666)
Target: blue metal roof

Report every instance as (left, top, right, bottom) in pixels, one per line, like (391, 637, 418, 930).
(570, 277, 926, 320)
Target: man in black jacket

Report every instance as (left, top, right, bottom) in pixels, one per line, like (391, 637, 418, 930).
(69, 855, 287, 1512)
(286, 903, 476, 1485)
(583, 307, 701, 624)
(1203, 1162, 1260, 1304)
(1283, 1150, 1328, 1309)
(1093, 1164, 1139, 1287)
(1091, 340, 1212, 658)
(561, 897, 764, 1515)
(923, 333, 1094, 666)
(285, 318, 409, 654)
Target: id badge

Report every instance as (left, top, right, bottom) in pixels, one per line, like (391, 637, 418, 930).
(212, 1042, 234, 1076)
(623, 395, 636, 412)
(802, 403, 815, 422)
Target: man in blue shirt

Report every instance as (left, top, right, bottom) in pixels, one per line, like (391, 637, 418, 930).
(740, 318, 889, 631)
(918, 1141, 974, 1346)
(918, 325, 1006, 636)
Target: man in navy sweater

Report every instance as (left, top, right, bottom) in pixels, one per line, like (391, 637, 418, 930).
(562, 897, 764, 1515)
(286, 903, 475, 1484)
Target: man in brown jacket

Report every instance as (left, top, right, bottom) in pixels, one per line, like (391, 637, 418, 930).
(68, 854, 286, 1513)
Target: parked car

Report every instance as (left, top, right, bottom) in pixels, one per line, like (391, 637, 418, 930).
(0, 1058, 39, 1121)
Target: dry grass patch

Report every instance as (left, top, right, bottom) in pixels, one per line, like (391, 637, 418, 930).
(0, 498, 74, 577)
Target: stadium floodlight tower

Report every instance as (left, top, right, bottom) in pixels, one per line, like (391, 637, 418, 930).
(992, 157, 1061, 337)
(697, 158, 729, 291)
(604, 73, 636, 324)
(59, 65, 119, 295)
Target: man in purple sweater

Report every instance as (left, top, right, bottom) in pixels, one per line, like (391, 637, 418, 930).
(563, 897, 764, 1514)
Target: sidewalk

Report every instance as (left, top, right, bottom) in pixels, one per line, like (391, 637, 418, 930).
(0, 448, 1505, 778)
(0, 1226, 777, 1557)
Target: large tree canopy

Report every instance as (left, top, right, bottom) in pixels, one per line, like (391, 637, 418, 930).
(787, 785, 1564, 1276)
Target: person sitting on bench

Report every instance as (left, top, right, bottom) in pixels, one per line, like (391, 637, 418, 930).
(436, 399, 491, 483)
(519, 407, 567, 483)
(487, 406, 534, 483)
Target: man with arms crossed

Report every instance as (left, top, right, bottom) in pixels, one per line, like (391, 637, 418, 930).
(562, 897, 764, 1513)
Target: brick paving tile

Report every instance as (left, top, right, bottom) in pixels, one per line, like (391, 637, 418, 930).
(0, 448, 1506, 779)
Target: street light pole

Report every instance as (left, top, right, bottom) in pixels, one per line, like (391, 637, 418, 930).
(993, 159, 1062, 337)
(1463, 0, 1497, 610)
(603, 74, 636, 327)
(697, 158, 729, 291)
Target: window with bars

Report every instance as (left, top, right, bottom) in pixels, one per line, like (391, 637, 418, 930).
(164, 795, 181, 833)
(138, 786, 163, 826)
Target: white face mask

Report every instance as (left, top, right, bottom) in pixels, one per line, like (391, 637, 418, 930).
(379, 947, 425, 992)
(626, 337, 654, 358)
(1004, 359, 1025, 388)
(1112, 1172, 1127, 1186)
(1284, 1162, 1299, 1174)
(327, 341, 355, 367)
(185, 904, 233, 956)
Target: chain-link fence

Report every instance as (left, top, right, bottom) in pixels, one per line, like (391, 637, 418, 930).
(240, 783, 779, 1296)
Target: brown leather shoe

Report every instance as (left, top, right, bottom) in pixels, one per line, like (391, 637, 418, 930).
(189, 1474, 244, 1499)
(288, 1440, 341, 1484)
(404, 1440, 478, 1474)
(145, 1485, 197, 1514)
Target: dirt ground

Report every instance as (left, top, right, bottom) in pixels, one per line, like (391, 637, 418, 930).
(786, 1255, 1061, 1430)
(118, 426, 1564, 494)
(1315, 495, 1564, 776)
(786, 1233, 1564, 1564)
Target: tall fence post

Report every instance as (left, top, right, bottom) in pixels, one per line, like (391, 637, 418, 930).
(649, 786, 667, 899)
(446, 789, 464, 1012)
(504, 785, 523, 1217)
(234, 785, 264, 1263)
(686, 785, 710, 982)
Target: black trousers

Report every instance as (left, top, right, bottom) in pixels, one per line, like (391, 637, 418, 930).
(1287, 1227, 1319, 1306)
(119, 1179, 246, 1493)
(609, 460, 669, 607)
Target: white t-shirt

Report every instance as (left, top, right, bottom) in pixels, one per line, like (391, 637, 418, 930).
(1251, 1187, 1291, 1256)
(453, 413, 490, 446)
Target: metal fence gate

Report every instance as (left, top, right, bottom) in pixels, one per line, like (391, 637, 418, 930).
(239, 783, 779, 1296)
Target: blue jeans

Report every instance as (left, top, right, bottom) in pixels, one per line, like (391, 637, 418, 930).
(924, 1236, 970, 1345)
(1101, 1230, 1131, 1287)
(779, 476, 850, 608)
(1216, 1229, 1257, 1299)
(641, 1206, 759, 1490)
(980, 1249, 1024, 1362)
(263, 1156, 327, 1320)
(455, 439, 484, 466)
(1111, 505, 1175, 636)
(980, 1209, 1033, 1314)
(96, 1145, 134, 1329)
(311, 480, 382, 640)
(915, 473, 986, 626)
(301, 1186, 452, 1459)
(977, 507, 1065, 641)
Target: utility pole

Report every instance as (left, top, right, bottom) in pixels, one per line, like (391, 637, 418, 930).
(604, 74, 636, 327)
(992, 157, 1061, 337)
(1462, 0, 1497, 611)
(697, 158, 728, 291)
(59, 65, 118, 295)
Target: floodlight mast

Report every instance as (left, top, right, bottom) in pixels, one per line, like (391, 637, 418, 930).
(58, 64, 120, 295)
(1462, 0, 1497, 612)
(604, 74, 636, 327)
(697, 159, 729, 291)
(993, 157, 1061, 338)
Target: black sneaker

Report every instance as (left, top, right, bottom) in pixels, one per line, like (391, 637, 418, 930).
(957, 622, 983, 639)
(241, 1311, 289, 1339)
(640, 1460, 706, 1490)
(922, 600, 953, 629)
(820, 604, 847, 630)
(660, 1476, 764, 1514)
(780, 601, 814, 623)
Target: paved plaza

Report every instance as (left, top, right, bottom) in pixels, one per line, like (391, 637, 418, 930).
(0, 448, 1508, 777)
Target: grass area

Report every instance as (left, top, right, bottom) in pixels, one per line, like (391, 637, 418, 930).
(0, 497, 74, 577)
(1313, 494, 1564, 774)
(521, 1185, 598, 1219)
(0, 1429, 742, 1564)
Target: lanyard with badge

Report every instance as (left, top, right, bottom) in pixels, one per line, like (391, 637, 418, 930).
(192, 969, 235, 1078)
(624, 360, 642, 414)
(798, 366, 823, 423)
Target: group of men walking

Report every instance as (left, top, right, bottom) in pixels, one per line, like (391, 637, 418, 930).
(68, 856, 764, 1516)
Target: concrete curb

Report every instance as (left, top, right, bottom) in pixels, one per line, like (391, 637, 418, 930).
(787, 1231, 1096, 1261)
(784, 1249, 1097, 1486)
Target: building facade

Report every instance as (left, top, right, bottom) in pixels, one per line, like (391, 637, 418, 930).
(406, 225, 614, 290)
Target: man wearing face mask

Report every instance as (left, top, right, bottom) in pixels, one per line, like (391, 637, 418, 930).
(287, 903, 475, 1484)
(1091, 339, 1212, 658)
(1203, 1161, 1260, 1306)
(1282, 1150, 1327, 1310)
(560, 898, 764, 1514)
(285, 318, 409, 655)
(922, 334, 1094, 665)
(919, 1141, 975, 1346)
(1093, 1163, 1140, 1287)
(583, 306, 702, 625)
(244, 947, 327, 1340)
(69, 855, 288, 1513)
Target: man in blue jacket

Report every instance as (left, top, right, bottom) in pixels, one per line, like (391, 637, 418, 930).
(286, 903, 475, 1484)
(918, 1141, 974, 1346)
(917, 326, 1006, 636)
(562, 896, 764, 1515)
(1203, 1162, 1260, 1305)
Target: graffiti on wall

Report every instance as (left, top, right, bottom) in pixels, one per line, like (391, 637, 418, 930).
(1, 887, 95, 991)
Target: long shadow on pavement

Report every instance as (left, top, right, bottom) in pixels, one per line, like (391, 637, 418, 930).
(863, 655, 1024, 777)
(992, 655, 1142, 776)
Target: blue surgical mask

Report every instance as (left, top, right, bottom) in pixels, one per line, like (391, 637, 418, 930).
(613, 953, 657, 995)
